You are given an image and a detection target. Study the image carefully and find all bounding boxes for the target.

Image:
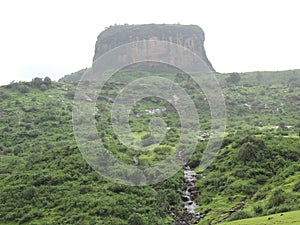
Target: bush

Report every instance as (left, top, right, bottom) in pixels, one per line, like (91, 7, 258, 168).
(0, 91, 10, 99)
(141, 134, 155, 147)
(39, 84, 48, 91)
(44, 76, 52, 87)
(65, 90, 75, 99)
(22, 187, 36, 200)
(238, 143, 257, 162)
(237, 136, 267, 163)
(32, 77, 43, 87)
(267, 189, 286, 208)
(166, 189, 181, 206)
(226, 73, 241, 85)
(253, 205, 263, 214)
(256, 175, 269, 185)
(228, 211, 251, 221)
(293, 181, 300, 192)
(16, 84, 30, 93)
(188, 157, 201, 169)
(128, 213, 147, 225)
(267, 203, 292, 215)
(153, 146, 171, 155)
(242, 183, 257, 195)
(103, 217, 125, 225)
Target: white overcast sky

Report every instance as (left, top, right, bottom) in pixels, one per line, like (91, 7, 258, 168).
(0, 0, 299, 85)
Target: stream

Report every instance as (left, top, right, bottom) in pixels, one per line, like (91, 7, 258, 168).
(172, 166, 206, 224)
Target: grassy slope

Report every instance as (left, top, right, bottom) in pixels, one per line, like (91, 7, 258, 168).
(223, 210, 300, 225)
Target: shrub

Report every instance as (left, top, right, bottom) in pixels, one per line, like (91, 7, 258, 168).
(153, 146, 171, 155)
(141, 134, 155, 147)
(166, 189, 181, 206)
(267, 203, 292, 215)
(22, 187, 36, 200)
(237, 136, 267, 163)
(103, 217, 125, 225)
(39, 84, 48, 91)
(44, 76, 52, 87)
(65, 90, 75, 99)
(16, 84, 30, 93)
(267, 189, 286, 208)
(228, 211, 251, 221)
(128, 213, 147, 225)
(253, 205, 263, 214)
(32, 77, 43, 87)
(226, 73, 241, 85)
(0, 91, 10, 99)
(188, 157, 201, 169)
(256, 175, 269, 185)
(243, 183, 257, 195)
(238, 143, 257, 162)
(293, 181, 300, 192)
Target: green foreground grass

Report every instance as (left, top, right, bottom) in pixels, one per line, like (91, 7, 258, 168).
(223, 210, 300, 225)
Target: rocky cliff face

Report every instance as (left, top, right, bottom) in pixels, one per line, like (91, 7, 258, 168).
(93, 24, 214, 71)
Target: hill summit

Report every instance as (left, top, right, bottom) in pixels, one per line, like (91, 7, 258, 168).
(93, 24, 215, 71)
(60, 24, 215, 82)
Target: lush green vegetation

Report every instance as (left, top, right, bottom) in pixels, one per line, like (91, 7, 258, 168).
(0, 76, 186, 224)
(0, 68, 299, 224)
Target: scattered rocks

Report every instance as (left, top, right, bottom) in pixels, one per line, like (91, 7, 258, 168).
(145, 108, 166, 115)
(243, 103, 251, 109)
(201, 133, 210, 139)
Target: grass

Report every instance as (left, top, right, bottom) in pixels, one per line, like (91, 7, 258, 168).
(223, 210, 300, 225)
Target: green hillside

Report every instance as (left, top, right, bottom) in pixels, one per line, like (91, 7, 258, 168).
(0, 69, 299, 224)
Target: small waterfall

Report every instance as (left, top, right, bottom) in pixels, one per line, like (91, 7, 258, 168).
(178, 166, 204, 224)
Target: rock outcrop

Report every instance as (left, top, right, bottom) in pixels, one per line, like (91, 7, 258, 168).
(93, 24, 214, 71)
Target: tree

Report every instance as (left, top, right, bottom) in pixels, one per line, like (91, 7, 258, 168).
(278, 122, 286, 129)
(44, 77, 52, 87)
(175, 73, 188, 83)
(23, 187, 36, 200)
(226, 73, 241, 85)
(256, 72, 263, 82)
(268, 189, 285, 208)
(128, 213, 146, 225)
(238, 143, 257, 163)
(32, 77, 43, 88)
